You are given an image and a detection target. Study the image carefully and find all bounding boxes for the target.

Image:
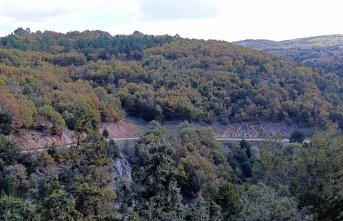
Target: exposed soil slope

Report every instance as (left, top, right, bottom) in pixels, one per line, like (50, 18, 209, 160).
(11, 120, 143, 150)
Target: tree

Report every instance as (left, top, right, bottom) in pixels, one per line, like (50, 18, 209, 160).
(38, 105, 65, 134)
(0, 111, 11, 135)
(102, 128, 109, 138)
(134, 121, 186, 220)
(40, 189, 81, 221)
(256, 124, 343, 220)
(240, 139, 251, 150)
(189, 196, 210, 221)
(1, 164, 29, 196)
(289, 130, 305, 143)
(106, 139, 120, 159)
(0, 196, 40, 221)
(0, 135, 19, 170)
(13, 27, 29, 36)
(154, 104, 164, 123)
(17, 97, 37, 129)
(239, 183, 312, 221)
(255, 142, 303, 187)
(100, 95, 124, 122)
(291, 124, 343, 220)
(70, 132, 116, 220)
(212, 181, 240, 220)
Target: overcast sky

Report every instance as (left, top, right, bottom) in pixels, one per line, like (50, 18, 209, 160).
(0, 0, 342, 41)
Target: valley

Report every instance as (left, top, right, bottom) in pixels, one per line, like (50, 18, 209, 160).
(0, 29, 341, 221)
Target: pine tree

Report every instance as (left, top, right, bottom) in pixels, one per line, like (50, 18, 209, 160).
(133, 121, 186, 220)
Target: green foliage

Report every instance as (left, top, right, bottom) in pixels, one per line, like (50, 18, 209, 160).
(0, 135, 19, 170)
(289, 130, 305, 143)
(255, 141, 303, 188)
(1, 30, 173, 61)
(38, 105, 65, 134)
(39, 189, 82, 221)
(0, 196, 40, 221)
(0, 29, 342, 220)
(239, 183, 312, 221)
(69, 133, 117, 220)
(212, 150, 226, 165)
(1, 164, 29, 196)
(102, 128, 109, 138)
(291, 124, 343, 220)
(0, 111, 11, 135)
(133, 121, 187, 220)
(189, 196, 210, 221)
(255, 124, 343, 220)
(240, 139, 251, 150)
(99, 94, 124, 122)
(176, 122, 234, 198)
(0, 29, 342, 131)
(107, 139, 120, 159)
(227, 142, 253, 180)
(212, 181, 240, 219)
(153, 104, 164, 123)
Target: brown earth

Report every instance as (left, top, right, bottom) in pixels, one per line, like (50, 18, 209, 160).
(11, 120, 143, 150)
(100, 121, 142, 138)
(10, 129, 74, 150)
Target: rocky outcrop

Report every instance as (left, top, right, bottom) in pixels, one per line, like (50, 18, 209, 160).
(214, 121, 314, 138)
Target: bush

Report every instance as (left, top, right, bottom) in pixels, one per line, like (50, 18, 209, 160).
(0, 135, 20, 169)
(0, 112, 11, 135)
(102, 128, 109, 138)
(107, 139, 120, 159)
(289, 130, 305, 143)
(213, 181, 240, 219)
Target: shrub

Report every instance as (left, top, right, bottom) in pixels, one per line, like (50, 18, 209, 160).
(289, 130, 305, 143)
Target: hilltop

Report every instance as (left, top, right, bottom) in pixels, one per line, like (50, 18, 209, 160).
(235, 35, 343, 77)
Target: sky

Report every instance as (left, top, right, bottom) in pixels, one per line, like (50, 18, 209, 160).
(0, 0, 342, 41)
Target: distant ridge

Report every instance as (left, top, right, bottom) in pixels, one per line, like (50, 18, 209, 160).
(234, 34, 343, 77)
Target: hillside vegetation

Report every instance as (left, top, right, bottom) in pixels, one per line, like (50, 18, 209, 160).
(235, 35, 343, 78)
(1, 29, 343, 138)
(0, 121, 342, 220)
(0, 29, 342, 221)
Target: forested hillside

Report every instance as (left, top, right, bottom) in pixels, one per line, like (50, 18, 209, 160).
(0, 29, 342, 220)
(235, 35, 343, 78)
(0, 121, 342, 220)
(1, 28, 343, 137)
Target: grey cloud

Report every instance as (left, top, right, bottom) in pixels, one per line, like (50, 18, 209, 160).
(0, 0, 112, 22)
(0, 9, 68, 22)
(138, 0, 220, 20)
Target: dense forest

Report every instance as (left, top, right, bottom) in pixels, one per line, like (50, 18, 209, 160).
(0, 28, 342, 220)
(0, 121, 342, 220)
(1, 28, 343, 136)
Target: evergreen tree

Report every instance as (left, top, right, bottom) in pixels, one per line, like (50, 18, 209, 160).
(0, 112, 11, 135)
(0, 196, 40, 221)
(40, 189, 81, 221)
(134, 121, 186, 220)
(189, 196, 210, 221)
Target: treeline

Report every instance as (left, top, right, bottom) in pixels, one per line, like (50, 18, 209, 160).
(0, 28, 174, 61)
(0, 121, 342, 220)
